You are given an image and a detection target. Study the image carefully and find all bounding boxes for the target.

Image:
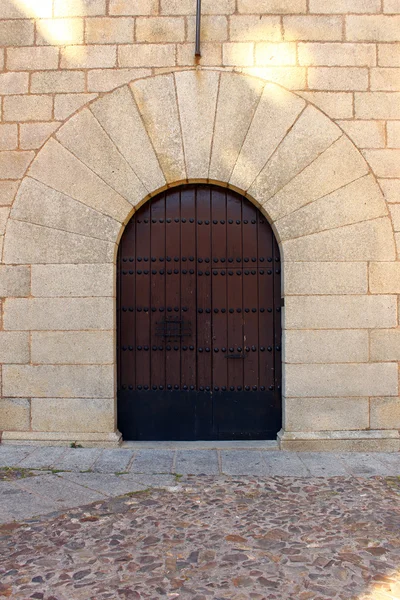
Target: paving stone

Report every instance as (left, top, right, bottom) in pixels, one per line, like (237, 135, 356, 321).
(92, 449, 134, 473)
(340, 453, 396, 476)
(18, 446, 68, 469)
(130, 449, 175, 474)
(263, 451, 310, 476)
(51, 448, 103, 471)
(296, 452, 351, 476)
(0, 445, 35, 467)
(221, 450, 269, 475)
(0, 481, 56, 524)
(14, 474, 106, 509)
(373, 452, 400, 472)
(120, 473, 177, 489)
(175, 450, 219, 475)
(58, 472, 147, 496)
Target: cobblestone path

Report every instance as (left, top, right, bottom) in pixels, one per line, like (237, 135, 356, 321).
(1, 475, 400, 600)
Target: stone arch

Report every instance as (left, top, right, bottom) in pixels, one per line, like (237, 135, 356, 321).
(2, 69, 398, 449)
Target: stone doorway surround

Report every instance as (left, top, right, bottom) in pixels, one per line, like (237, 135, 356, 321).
(1, 69, 398, 451)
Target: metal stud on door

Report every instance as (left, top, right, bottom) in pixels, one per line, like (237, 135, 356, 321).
(117, 185, 282, 440)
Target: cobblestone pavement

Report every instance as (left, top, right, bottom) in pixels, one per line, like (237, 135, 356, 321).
(1, 475, 400, 600)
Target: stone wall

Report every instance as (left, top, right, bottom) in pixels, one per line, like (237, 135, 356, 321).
(0, 0, 400, 450)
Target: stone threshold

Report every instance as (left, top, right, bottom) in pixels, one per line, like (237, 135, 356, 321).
(120, 440, 280, 450)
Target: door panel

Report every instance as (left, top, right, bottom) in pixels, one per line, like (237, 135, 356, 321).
(117, 184, 281, 440)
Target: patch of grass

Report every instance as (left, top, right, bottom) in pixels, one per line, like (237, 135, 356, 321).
(174, 473, 183, 481)
(0, 467, 35, 481)
(70, 442, 83, 448)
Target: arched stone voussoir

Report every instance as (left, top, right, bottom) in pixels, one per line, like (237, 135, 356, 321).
(55, 108, 148, 205)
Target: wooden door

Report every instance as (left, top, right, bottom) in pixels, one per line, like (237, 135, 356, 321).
(117, 185, 281, 440)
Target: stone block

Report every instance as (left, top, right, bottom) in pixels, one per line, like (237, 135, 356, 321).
(255, 43, 296, 66)
(389, 205, 400, 230)
(29, 138, 132, 222)
(3, 297, 114, 331)
(0, 399, 30, 431)
(4, 365, 114, 399)
(31, 264, 113, 298)
(346, 15, 400, 42)
(222, 43, 254, 66)
(310, 0, 381, 12)
(0, 266, 30, 297)
(31, 331, 113, 364)
(3, 95, 53, 122)
(3, 220, 114, 265)
(246, 66, 308, 89)
(229, 16, 281, 42)
(0, 332, 30, 364)
(85, 17, 134, 43)
(378, 43, 400, 66)
(0, 151, 34, 180)
(177, 43, 222, 66)
(131, 450, 174, 474)
(12, 177, 121, 242)
(230, 84, 305, 192)
(118, 44, 175, 67)
(61, 45, 117, 69)
(370, 398, 400, 429)
(298, 91, 353, 119)
(284, 330, 369, 364)
(336, 120, 385, 148)
(0, 182, 18, 207)
(284, 262, 367, 295)
(371, 67, 400, 90)
(0, 21, 34, 46)
(275, 174, 386, 240)
(56, 109, 147, 204)
(249, 105, 341, 201)
(285, 363, 398, 398)
(111, 0, 159, 14)
(36, 19, 84, 45)
(0, 125, 18, 151)
(175, 70, 219, 180)
(131, 74, 186, 183)
(370, 329, 400, 361)
(266, 137, 370, 223)
(0, 72, 28, 95)
(285, 295, 397, 329)
(284, 398, 370, 431)
(298, 43, 376, 67)
(379, 178, 400, 203)
(308, 67, 369, 91)
(91, 86, 165, 193)
(87, 67, 151, 91)
(136, 17, 185, 42)
(0, 0, 52, 17)
(31, 71, 85, 94)
(209, 72, 264, 184)
(355, 92, 400, 119)
(238, 0, 307, 12)
(7, 47, 59, 71)
(92, 449, 134, 473)
(175, 450, 219, 475)
(284, 16, 343, 41)
(54, 93, 98, 120)
(370, 262, 400, 293)
(162, 0, 235, 12)
(387, 122, 400, 148)
(187, 16, 227, 42)
(0, 207, 8, 235)
(283, 217, 395, 261)
(20, 122, 61, 150)
(363, 149, 400, 177)
(385, 0, 400, 11)
(54, 0, 106, 16)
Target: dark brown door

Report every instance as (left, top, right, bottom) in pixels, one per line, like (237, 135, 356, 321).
(117, 184, 282, 440)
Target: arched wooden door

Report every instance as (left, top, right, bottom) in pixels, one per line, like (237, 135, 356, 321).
(117, 185, 282, 440)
